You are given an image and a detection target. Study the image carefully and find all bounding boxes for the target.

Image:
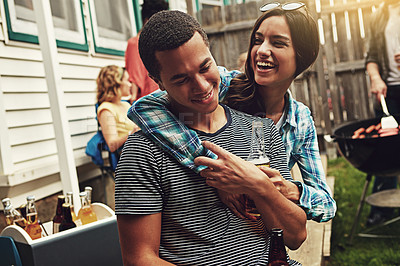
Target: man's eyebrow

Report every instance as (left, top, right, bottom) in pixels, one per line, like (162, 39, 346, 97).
(170, 58, 212, 82)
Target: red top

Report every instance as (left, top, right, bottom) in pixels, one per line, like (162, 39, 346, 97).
(125, 36, 159, 99)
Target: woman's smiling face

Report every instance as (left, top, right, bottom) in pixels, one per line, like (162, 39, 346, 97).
(250, 15, 296, 89)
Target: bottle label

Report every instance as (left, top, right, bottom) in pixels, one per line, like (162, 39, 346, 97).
(53, 222, 61, 234)
(74, 219, 83, 227)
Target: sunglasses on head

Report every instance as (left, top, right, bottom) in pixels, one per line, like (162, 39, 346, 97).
(259, 2, 305, 12)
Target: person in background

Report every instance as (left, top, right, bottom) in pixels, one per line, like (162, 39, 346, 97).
(96, 65, 139, 153)
(124, 0, 169, 104)
(365, 0, 400, 226)
(128, 3, 336, 223)
(115, 10, 306, 265)
(237, 52, 247, 72)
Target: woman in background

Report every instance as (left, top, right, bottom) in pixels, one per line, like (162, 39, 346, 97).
(96, 65, 139, 153)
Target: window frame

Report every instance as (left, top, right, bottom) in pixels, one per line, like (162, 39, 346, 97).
(87, 0, 137, 56)
(3, 0, 89, 51)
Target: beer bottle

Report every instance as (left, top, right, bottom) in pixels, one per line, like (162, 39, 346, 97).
(25, 195, 42, 240)
(2, 198, 27, 229)
(84, 186, 93, 205)
(2, 198, 11, 224)
(268, 228, 289, 266)
(18, 203, 27, 219)
(77, 192, 98, 225)
(65, 192, 77, 222)
(52, 195, 65, 234)
(59, 203, 77, 232)
(245, 121, 270, 218)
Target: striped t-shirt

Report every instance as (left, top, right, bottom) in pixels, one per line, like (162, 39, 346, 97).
(115, 105, 292, 265)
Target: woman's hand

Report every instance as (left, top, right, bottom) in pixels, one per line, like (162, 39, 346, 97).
(258, 166, 300, 203)
(194, 141, 271, 196)
(217, 190, 258, 220)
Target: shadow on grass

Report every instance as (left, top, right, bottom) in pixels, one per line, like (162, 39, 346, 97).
(327, 157, 400, 266)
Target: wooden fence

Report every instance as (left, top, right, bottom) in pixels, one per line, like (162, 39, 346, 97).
(197, 0, 383, 155)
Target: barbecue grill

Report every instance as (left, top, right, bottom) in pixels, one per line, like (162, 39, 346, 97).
(332, 115, 400, 243)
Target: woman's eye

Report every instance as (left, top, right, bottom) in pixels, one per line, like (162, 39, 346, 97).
(254, 38, 263, 45)
(274, 41, 289, 48)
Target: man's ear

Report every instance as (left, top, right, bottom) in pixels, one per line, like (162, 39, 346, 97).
(149, 74, 165, 91)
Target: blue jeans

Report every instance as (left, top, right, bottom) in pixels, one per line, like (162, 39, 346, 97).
(370, 84, 400, 217)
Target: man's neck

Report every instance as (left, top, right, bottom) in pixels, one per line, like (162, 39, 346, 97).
(177, 105, 227, 133)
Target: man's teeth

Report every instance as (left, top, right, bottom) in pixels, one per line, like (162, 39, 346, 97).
(257, 61, 274, 68)
(197, 93, 211, 101)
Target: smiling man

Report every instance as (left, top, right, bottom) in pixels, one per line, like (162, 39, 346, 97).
(114, 10, 306, 265)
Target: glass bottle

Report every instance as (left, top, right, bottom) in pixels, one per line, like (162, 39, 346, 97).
(245, 121, 270, 218)
(247, 121, 270, 167)
(18, 203, 27, 219)
(25, 195, 42, 240)
(268, 228, 289, 266)
(2, 198, 27, 229)
(52, 195, 65, 234)
(59, 203, 77, 232)
(77, 192, 98, 225)
(65, 192, 77, 222)
(84, 186, 93, 205)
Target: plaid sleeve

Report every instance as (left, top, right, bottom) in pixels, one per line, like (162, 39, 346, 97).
(127, 67, 240, 173)
(295, 117, 337, 222)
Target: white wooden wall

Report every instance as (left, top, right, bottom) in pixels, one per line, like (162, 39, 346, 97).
(0, 40, 124, 206)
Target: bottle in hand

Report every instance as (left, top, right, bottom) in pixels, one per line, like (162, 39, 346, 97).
(59, 203, 77, 232)
(245, 121, 270, 218)
(268, 228, 289, 266)
(25, 195, 42, 240)
(52, 195, 65, 234)
(77, 192, 98, 225)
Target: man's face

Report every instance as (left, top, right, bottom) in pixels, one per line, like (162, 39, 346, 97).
(154, 32, 220, 118)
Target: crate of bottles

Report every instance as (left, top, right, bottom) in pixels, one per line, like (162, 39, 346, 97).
(1, 203, 123, 266)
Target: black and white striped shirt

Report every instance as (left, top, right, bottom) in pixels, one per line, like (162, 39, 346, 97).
(115, 105, 291, 265)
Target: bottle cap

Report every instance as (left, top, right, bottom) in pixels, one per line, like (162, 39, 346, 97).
(62, 203, 70, 208)
(1, 198, 11, 207)
(58, 195, 65, 199)
(84, 187, 92, 191)
(26, 195, 35, 201)
(79, 192, 87, 197)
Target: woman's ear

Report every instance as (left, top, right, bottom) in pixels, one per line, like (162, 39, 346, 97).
(149, 74, 165, 91)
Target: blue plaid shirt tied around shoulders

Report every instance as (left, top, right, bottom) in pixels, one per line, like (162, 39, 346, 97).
(127, 66, 336, 222)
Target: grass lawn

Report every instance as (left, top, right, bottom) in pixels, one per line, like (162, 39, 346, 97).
(326, 157, 400, 266)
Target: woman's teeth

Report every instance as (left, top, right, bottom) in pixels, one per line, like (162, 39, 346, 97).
(257, 61, 274, 69)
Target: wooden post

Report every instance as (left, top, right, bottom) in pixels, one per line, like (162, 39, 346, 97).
(32, 0, 81, 210)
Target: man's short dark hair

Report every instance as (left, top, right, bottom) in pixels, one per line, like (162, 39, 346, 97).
(138, 10, 209, 80)
(141, 0, 169, 23)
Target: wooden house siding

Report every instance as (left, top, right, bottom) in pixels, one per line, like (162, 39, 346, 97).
(0, 38, 124, 205)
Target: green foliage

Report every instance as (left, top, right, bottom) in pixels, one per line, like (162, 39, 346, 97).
(326, 157, 400, 266)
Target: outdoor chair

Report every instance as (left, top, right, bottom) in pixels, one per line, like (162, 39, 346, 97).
(0, 236, 23, 266)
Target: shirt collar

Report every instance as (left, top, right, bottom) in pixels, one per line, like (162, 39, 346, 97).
(283, 90, 297, 129)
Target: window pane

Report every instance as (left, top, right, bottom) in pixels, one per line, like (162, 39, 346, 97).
(6, 0, 87, 48)
(50, 0, 78, 32)
(93, 0, 132, 41)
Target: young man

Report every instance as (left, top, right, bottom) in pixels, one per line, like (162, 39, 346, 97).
(115, 10, 306, 265)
